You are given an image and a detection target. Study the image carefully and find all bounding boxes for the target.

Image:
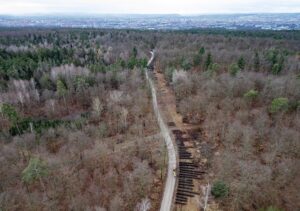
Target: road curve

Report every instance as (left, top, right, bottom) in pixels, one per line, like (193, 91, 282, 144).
(146, 51, 177, 211)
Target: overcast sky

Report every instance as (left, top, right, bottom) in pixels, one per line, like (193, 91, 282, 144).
(1, 0, 300, 15)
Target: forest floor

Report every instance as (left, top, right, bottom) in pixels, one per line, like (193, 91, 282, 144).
(153, 69, 219, 211)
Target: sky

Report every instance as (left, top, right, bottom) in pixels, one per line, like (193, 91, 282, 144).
(0, 0, 300, 15)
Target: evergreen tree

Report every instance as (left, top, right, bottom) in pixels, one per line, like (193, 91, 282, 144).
(238, 56, 246, 70)
(199, 47, 205, 55)
(207, 63, 219, 77)
(254, 52, 260, 71)
(272, 54, 284, 75)
(193, 47, 206, 67)
(205, 53, 212, 70)
(133, 47, 138, 58)
(0, 103, 19, 123)
(56, 79, 68, 111)
(56, 80, 67, 97)
(229, 63, 240, 76)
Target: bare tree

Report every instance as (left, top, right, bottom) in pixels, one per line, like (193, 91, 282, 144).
(92, 97, 103, 118)
(134, 198, 151, 211)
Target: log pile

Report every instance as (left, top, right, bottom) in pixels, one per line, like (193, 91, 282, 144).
(172, 129, 204, 205)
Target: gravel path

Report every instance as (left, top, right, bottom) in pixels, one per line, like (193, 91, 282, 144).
(146, 51, 177, 211)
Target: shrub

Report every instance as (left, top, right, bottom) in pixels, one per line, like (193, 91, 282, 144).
(244, 89, 259, 101)
(270, 98, 289, 113)
(207, 63, 219, 77)
(288, 100, 300, 112)
(56, 79, 67, 97)
(181, 58, 192, 70)
(193, 54, 201, 66)
(0, 103, 19, 123)
(271, 63, 282, 75)
(40, 74, 55, 90)
(22, 157, 49, 184)
(172, 69, 188, 83)
(73, 75, 90, 91)
(211, 181, 229, 198)
(229, 63, 240, 76)
(165, 67, 175, 83)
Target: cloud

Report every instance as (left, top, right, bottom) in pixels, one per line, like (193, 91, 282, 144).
(0, 0, 299, 14)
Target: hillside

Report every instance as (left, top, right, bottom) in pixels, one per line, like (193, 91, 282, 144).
(0, 29, 299, 211)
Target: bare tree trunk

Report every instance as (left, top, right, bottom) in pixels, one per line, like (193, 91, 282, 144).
(39, 177, 46, 192)
(63, 95, 69, 114)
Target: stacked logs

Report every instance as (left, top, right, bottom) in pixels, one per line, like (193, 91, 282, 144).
(172, 129, 203, 205)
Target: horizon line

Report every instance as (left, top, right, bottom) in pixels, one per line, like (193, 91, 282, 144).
(1, 12, 300, 16)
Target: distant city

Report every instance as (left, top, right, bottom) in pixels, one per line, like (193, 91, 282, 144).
(0, 13, 299, 30)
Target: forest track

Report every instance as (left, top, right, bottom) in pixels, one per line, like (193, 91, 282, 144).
(147, 51, 211, 211)
(146, 52, 206, 211)
(146, 51, 177, 211)
(154, 70, 202, 211)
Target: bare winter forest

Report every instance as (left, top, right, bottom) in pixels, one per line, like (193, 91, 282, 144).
(0, 29, 165, 211)
(0, 28, 300, 211)
(156, 30, 300, 210)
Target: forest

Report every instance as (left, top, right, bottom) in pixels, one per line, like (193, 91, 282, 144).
(0, 28, 299, 211)
(156, 30, 300, 210)
(0, 29, 165, 211)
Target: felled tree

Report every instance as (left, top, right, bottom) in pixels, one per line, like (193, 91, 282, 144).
(22, 157, 49, 190)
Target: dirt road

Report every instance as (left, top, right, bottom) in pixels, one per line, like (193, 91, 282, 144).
(146, 51, 177, 211)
